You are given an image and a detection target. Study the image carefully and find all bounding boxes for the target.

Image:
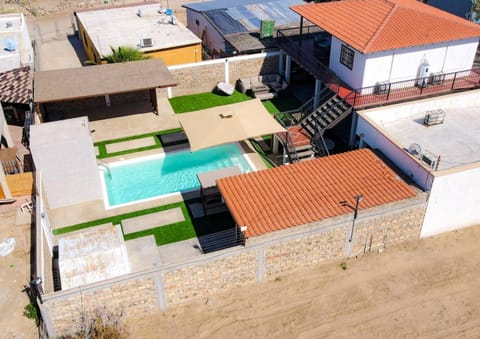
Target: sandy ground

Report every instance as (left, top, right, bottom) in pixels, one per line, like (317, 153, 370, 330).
(0, 208, 38, 339)
(128, 225, 480, 338)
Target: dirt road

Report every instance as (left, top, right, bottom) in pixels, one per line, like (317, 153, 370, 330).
(128, 225, 480, 338)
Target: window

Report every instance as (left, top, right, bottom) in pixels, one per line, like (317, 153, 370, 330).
(340, 44, 354, 70)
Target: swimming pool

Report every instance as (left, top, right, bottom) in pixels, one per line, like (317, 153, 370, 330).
(101, 143, 253, 207)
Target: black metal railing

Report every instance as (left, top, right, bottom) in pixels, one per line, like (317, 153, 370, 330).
(343, 68, 480, 108)
(197, 227, 245, 254)
(277, 26, 340, 87)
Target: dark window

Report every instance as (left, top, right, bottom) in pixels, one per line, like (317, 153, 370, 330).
(195, 19, 199, 26)
(340, 44, 354, 70)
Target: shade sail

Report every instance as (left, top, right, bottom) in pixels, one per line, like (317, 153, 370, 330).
(177, 99, 286, 152)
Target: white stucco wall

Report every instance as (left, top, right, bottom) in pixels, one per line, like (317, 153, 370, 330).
(0, 13, 33, 72)
(356, 116, 434, 190)
(356, 89, 480, 238)
(330, 36, 479, 90)
(186, 10, 226, 54)
(330, 37, 365, 90)
(421, 166, 480, 237)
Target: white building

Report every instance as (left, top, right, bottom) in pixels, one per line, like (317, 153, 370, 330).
(354, 89, 480, 237)
(0, 13, 33, 72)
(183, 0, 304, 57)
(291, 0, 480, 92)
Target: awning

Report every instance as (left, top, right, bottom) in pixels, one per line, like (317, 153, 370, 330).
(34, 58, 176, 103)
(177, 99, 286, 152)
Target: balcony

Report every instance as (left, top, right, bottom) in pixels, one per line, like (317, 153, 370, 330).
(277, 26, 341, 89)
(343, 69, 480, 109)
(277, 26, 480, 109)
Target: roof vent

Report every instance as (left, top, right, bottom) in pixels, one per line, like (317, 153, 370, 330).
(407, 143, 421, 157)
(140, 38, 153, 48)
(137, 9, 144, 17)
(6, 22, 12, 28)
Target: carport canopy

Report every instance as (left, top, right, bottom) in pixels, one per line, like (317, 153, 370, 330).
(177, 99, 286, 152)
(34, 58, 176, 103)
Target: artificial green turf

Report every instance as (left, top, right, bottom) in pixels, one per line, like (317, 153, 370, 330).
(94, 128, 183, 159)
(123, 204, 195, 246)
(52, 202, 196, 246)
(169, 90, 252, 113)
(262, 96, 303, 114)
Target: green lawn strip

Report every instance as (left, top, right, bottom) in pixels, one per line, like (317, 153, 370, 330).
(122, 203, 195, 246)
(169, 90, 252, 113)
(94, 128, 183, 159)
(248, 139, 275, 169)
(98, 145, 161, 159)
(52, 202, 189, 236)
(262, 96, 303, 114)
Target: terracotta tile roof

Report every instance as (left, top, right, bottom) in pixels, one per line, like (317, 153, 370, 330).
(291, 0, 480, 54)
(0, 66, 33, 105)
(217, 149, 417, 238)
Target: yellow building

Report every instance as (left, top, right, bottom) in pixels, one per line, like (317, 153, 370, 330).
(75, 2, 202, 66)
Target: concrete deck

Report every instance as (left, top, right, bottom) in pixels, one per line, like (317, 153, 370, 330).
(106, 136, 157, 154)
(122, 207, 185, 234)
(125, 235, 162, 271)
(157, 237, 202, 264)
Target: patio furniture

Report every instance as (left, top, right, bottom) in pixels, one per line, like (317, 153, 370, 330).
(236, 74, 288, 95)
(216, 82, 234, 96)
(197, 166, 241, 214)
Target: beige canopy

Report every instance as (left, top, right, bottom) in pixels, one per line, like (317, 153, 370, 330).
(177, 99, 286, 152)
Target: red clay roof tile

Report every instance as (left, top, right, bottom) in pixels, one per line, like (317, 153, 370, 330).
(291, 0, 480, 54)
(217, 149, 417, 238)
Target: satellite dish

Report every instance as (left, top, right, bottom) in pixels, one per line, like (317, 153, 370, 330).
(408, 143, 421, 157)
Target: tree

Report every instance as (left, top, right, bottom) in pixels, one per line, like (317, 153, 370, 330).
(104, 46, 150, 63)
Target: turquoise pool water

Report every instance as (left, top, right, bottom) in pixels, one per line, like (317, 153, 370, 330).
(103, 144, 252, 206)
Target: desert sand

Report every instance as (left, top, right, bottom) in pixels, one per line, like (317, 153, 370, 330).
(127, 225, 480, 338)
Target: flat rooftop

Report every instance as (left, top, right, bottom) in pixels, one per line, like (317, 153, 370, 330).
(30, 117, 103, 209)
(76, 3, 201, 57)
(370, 105, 480, 171)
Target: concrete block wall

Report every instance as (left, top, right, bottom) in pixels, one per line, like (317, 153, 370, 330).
(44, 277, 158, 337)
(163, 250, 257, 305)
(352, 205, 425, 255)
(169, 62, 225, 97)
(265, 226, 347, 280)
(168, 53, 280, 97)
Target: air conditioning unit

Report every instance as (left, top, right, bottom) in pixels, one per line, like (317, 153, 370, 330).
(429, 72, 445, 85)
(374, 81, 390, 95)
(423, 109, 445, 126)
(140, 38, 153, 48)
(421, 151, 439, 170)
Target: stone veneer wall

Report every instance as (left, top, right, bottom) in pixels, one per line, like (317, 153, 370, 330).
(168, 53, 280, 97)
(352, 204, 425, 255)
(43, 277, 158, 337)
(40, 197, 427, 337)
(163, 250, 257, 305)
(265, 226, 348, 280)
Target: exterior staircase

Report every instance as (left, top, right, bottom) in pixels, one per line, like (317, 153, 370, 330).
(274, 87, 353, 164)
(300, 90, 353, 140)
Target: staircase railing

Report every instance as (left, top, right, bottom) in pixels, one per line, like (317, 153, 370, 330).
(273, 112, 300, 164)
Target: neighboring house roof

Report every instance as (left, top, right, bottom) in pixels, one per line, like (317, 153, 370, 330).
(291, 0, 480, 54)
(34, 58, 176, 103)
(0, 66, 32, 105)
(218, 149, 417, 238)
(184, 0, 303, 34)
(75, 3, 201, 57)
